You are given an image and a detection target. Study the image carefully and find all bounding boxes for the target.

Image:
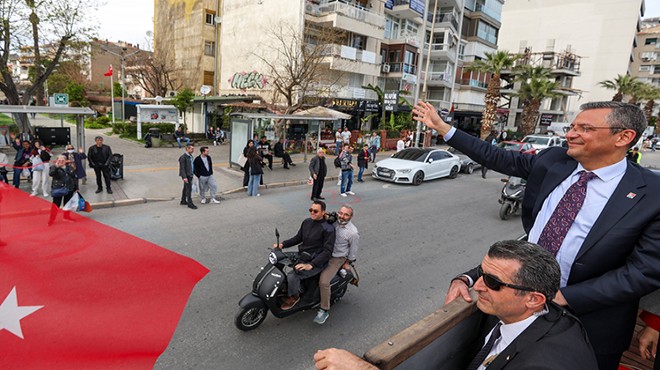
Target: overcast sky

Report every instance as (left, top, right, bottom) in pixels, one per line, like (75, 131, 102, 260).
(93, 0, 660, 49)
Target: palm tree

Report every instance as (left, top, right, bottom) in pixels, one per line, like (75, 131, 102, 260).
(638, 84, 660, 125)
(515, 66, 560, 136)
(598, 74, 638, 102)
(468, 51, 519, 139)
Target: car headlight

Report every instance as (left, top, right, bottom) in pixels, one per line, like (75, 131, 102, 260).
(398, 169, 412, 173)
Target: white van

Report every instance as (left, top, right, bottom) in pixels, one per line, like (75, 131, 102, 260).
(522, 135, 563, 151)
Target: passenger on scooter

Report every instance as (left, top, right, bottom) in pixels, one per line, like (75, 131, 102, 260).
(274, 200, 336, 310)
(315, 204, 360, 325)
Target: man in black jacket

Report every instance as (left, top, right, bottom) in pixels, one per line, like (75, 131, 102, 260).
(193, 146, 220, 204)
(274, 200, 335, 310)
(273, 138, 295, 169)
(309, 148, 327, 201)
(178, 144, 197, 209)
(87, 136, 113, 194)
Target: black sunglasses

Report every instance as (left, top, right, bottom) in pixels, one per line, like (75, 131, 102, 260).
(309, 208, 321, 214)
(477, 266, 536, 292)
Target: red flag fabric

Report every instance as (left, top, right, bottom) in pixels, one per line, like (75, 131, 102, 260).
(0, 184, 209, 369)
(103, 65, 113, 77)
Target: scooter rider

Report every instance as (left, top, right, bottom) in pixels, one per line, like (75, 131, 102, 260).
(314, 204, 359, 325)
(274, 200, 335, 310)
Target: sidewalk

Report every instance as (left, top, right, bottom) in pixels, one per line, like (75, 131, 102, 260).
(11, 114, 372, 208)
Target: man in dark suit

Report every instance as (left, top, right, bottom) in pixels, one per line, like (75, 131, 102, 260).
(178, 144, 197, 210)
(314, 240, 597, 370)
(309, 148, 327, 201)
(413, 100, 660, 369)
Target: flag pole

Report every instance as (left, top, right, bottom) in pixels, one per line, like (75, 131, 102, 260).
(110, 72, 115, 125)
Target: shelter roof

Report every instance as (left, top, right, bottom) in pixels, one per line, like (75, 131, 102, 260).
(0, 105, 95, 115)
(231, 112, 340, 121)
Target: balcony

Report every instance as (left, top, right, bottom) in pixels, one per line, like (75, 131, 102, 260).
(383, 30, 422, 48)
(319, 44, 382, 76)
(383, 62, 417, 75)
(426, 12, 459, 33)
(457, 78, 488, 89)
(422, 42, 457, 62)
(473, 3, 501, 23)
(306, 1, 385, 39)
(387, 0, 424, 21)
(334, 86, 379, 100)
(420, 71, 453, 87)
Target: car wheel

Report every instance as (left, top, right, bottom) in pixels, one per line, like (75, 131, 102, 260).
(412, 171, 424, 185)
(448, 166, 459, 179)
(465, 163, 474, 174)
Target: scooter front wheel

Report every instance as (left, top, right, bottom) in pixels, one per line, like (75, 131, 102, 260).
(235, 302, 268, 331)
(499, 202, 513, 220)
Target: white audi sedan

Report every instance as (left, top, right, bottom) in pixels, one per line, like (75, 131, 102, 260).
(372, 148, 461, 185)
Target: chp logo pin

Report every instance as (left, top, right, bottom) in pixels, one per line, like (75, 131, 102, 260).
(627, 192, 637, 199)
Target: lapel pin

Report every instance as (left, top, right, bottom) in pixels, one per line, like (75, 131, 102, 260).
(627, 192, 636, 199)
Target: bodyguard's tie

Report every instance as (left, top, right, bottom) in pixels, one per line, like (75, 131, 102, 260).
(467, 322, 502, 370)
(537, 171, 598, 256)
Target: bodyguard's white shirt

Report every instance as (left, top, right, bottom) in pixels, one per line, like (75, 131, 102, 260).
(476, 315, 539, 370)
(527, 159, 627, 287)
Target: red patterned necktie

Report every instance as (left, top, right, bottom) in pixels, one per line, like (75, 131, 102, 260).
(537, 171, 598, 256)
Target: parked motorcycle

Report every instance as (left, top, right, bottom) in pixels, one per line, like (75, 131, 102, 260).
(498, 176, 526, 220)
(235, 229, 358, 331)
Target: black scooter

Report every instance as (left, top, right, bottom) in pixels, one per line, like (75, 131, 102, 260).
(498, 176, 526, 220)
(235, 229, 358, 331)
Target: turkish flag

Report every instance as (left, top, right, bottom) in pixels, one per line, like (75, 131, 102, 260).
(0, 184, 209, 369)
(103, 65, 113, 77)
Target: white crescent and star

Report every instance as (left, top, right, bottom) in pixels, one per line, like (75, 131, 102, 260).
(0, 286, 44, 339)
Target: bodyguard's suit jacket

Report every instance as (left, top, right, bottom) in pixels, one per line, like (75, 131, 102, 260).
(449, 129, 660, 355)
(178, 153, 193, 179)
(475, 303, 597, 370)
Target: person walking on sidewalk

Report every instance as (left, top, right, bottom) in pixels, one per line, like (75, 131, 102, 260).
(309, 148, 327, 201)
(369, 131, 380, 162)
(357, 144, 369, 182)
(178, 144, 197, 209)
(87, 136, 113, 194)
(193, 146, 220, 204)
(339, 144, 355, 197)
(334, 128, 342, 157)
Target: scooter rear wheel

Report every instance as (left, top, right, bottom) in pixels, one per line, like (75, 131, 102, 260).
(235, 302, 268, 331)
(499, 202, 513, 220)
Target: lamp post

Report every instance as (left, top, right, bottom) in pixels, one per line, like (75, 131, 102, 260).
(101, 46, 140, 122)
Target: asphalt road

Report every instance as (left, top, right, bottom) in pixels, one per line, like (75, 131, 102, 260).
(87, 172, 525, 370)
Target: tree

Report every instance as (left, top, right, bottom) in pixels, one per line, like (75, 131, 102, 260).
(64, 81, 88, 107)
(467, 51, 519, 139)
(638, 83, 660, 125)
(598, 74, 639, 102)
(515, 66, 560, 136)
(0, 0, 97, 132)
(113, 82, 124, 98)
(362, 83, 410, 130)
(171, 88, 195, 126)
(128, 49, 180, 98)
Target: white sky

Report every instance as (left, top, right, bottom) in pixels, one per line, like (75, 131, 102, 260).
(92, 0, 660, 50)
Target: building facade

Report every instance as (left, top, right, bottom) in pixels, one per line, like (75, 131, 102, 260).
(631, 24, 660, 89)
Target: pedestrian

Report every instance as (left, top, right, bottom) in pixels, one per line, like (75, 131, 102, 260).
(193, 146, 220, 204)
(627, 146, 642, 164)
(0, 151, 8, 183)
(369, 132, 380, 162)
(258, 136, 273, 170)
(175, 126, 190, 148)
(341, 127, 351, 146)
(338, 144, 355, 197)
(481, 130, 498, 179)
(396, 137, 405, 152)
(87, 136, 113, 194)
(357, 144, 369, 182)
(334, 128, 342, 157)
(309, 148, 327, 201)
(30, 139, 51, 197)
(47, 154, 76, 226)
(0, 128, 11, 146)
(242, 140, 263, 188)
(274, 137, 295, 169)
(246, 146, 263, 197)
(178, 143, 197, 209)
(10, 136, 32, 189)
(64, 144, 87, 186)
(206, 127, 216, 145)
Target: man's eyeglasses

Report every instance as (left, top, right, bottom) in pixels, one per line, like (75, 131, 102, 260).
(309, 208, 321, 214)
(477, 266, 536, 292)
(568, 124, 620, 134)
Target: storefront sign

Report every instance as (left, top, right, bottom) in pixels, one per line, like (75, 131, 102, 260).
(540, 113, 553, 126)
(384, 91, 399, 112)
(359, 100, 380, 113)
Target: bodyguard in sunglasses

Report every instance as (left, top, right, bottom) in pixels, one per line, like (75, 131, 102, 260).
(314, 240, 597, 370)
(274, 200, 335, 310)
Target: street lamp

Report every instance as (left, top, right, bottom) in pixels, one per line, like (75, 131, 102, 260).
(101, 45, 140, 122)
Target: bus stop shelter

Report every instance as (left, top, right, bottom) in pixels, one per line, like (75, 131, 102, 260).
(230, 112, 344, 167)
(0, 105, 95, 150)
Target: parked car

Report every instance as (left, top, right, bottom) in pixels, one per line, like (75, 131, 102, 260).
(521, 135, 563, 151)
(497, 141, 538, 155)
(372, 148, 461, 185)
(448, 147, 482, 174)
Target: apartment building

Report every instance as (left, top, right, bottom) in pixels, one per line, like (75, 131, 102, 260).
(631, 24, 660, 89)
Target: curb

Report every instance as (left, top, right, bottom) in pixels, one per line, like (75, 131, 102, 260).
(90, 197, 174, 209)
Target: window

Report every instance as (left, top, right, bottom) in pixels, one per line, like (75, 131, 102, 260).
(477, 21, 497, 44)
(645, 38, 658, 46)
(389, 49, 401, 63)
(404, 50, 415, 73)
(204, 41, 215, 56)
(203, 71, 214, 86)
(385, 15, 400, 39)
(401, 19, 418, 38)
(458, 43, 465, 60)
(349, 33, 366, 50)
(641, 52, 657, 61)
(640, 65, 652, 72)
(205, 9, 216, 25)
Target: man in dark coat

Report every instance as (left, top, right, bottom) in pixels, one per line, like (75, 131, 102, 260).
(178, 144, 196, 209)
(309, 148, 327, 201)
(273, 138, 295, 169)
(87, 136, 113, 194)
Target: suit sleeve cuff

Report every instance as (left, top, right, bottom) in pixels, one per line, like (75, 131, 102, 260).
(640, 311, 660, 331)
(443, 127, 457, 141)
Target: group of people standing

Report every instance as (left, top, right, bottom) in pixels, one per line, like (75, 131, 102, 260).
(178, 144, 221, 209)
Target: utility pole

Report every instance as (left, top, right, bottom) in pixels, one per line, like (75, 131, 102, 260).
(416, 0, 439, 148)
(101, 45, 140, 122)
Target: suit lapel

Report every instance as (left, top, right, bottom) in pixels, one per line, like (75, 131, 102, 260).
(575, 164, 646, 260)
(532, 160, 577, 218)
(486, 314, 555, 370)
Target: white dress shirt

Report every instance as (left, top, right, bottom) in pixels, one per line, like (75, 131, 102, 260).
(476, 315, 539, 370)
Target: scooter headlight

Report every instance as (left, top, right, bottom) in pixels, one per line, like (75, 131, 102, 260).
(268, 252, 278, 265)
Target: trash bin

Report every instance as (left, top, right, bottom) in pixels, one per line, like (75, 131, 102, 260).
(109, 153, 124, 180)
(147, 127, 161, 147)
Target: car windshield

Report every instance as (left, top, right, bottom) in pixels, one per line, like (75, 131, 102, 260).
(392, 149, 428, 162)
(499, 142, 523, 151)
(523, 137, 549, 145)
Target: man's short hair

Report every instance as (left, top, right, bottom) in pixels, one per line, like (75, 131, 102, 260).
(317, 148, 324, 153)
(261, 136, 267, 140)
(200, 146, 208, 153)
(185, 143, 194, 149)
(95, 136, 103, 141)
(487, 240, 560, 300)
(579, 101, 646, 147)
(339, 204, 353, 216)
(312, 200, 326, 211)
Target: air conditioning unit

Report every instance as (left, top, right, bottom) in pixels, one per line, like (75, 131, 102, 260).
(166, 90, 177, 98)
(305, 3, 320, 16)
(382, 64, 390, 73)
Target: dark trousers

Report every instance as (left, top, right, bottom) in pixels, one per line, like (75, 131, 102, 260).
(286, 266, 322, 297)
(12, 168, 24, 188)
(276, 153, 293, 167)
(595, 352, 623, 370)
(93, 165, 112, 190)
(0, 170, 8, 183)
(181, 177, 193, 205)
(312, 175, 325, 199)
(481, 166, 488, 178)
(263, 154, 273, 169)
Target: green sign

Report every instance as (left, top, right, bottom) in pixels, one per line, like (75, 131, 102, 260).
(54, 93, 69, 106)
